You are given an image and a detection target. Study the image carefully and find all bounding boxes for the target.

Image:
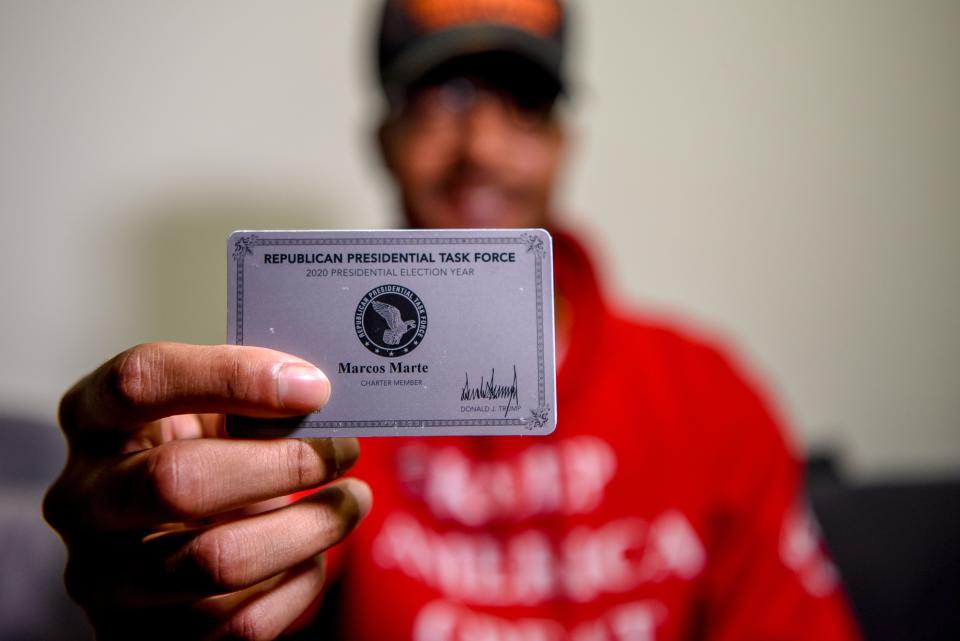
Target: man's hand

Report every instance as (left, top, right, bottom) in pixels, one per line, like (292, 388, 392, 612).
(43, 342, 371, 640)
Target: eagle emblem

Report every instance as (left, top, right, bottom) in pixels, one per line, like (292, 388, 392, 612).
(371, 300, 417, 345)
(355, 284, 427, 357)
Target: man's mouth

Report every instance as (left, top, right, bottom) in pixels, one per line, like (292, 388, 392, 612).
(446, 184, 516, 227)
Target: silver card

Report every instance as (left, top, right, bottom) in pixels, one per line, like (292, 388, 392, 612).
(227, 229, 556, 437)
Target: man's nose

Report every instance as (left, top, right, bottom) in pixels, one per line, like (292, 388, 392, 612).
(458, 96, 512, 169)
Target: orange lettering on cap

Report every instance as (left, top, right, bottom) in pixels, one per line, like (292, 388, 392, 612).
(406, 0, 561, 36)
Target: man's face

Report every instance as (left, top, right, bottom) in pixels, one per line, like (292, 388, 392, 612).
(379, 57, 566, 230)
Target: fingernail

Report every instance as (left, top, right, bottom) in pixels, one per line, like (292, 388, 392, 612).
(343, 478, 373, 519)
(276, 362, 331, 410)
(332, 438, 360, 473)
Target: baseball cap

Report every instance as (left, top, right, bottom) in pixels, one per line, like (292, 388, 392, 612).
(376, 0, 569, 102)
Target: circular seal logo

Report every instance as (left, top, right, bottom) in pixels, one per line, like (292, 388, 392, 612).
(354, 284, 427, 357)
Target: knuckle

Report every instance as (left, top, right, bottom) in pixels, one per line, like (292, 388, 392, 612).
(108, 343, 164, 409)
(62, 557, 93, 606)
(147, 444, 204, 519)
(42, 481, 70, 533)
(224, 606, 271, 641)
(282, 439, 323, 488)
(185, 529, 248, 592)
(57, 387, 81, 431)
(219, 348, 255, 402)
(43, 466, 88, 534)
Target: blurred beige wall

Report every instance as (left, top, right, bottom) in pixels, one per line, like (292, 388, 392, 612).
(1, 1, 957, 477)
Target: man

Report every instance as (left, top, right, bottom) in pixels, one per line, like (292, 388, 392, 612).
(44, 1, 861, 639)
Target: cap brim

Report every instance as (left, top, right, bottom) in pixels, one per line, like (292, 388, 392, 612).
(381, 23, 565, 97)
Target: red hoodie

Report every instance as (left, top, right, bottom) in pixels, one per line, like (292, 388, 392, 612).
(320, 228, 860, 641)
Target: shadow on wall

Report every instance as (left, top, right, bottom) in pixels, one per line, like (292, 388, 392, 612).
(137, 190, 347, 346)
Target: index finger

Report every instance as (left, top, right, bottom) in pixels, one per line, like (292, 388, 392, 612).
(59, 343, 331, 437)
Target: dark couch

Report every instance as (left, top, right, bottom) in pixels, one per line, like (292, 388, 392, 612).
(807, 456, 960, 641)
